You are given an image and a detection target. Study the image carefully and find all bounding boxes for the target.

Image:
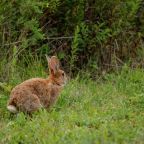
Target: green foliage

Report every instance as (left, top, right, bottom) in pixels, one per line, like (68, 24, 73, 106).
(0, 66, 144, 143)
(70, 25, 80, 71)
(70, 23, 89, 71)
(70, 22, 89, 73)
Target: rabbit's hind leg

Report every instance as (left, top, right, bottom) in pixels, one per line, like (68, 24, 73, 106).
(18, 94, 41, 113)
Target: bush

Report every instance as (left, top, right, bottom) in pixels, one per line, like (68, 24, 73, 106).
(0, 0, 143, 80)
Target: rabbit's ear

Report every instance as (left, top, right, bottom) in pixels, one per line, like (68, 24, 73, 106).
(45, 54, 51, 63)
(46, 55, 60, 74)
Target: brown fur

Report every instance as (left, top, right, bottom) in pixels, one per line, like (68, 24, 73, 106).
(7, 56, 67, 113)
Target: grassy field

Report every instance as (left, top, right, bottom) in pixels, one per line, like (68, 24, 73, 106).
(0, 67, 144, 144)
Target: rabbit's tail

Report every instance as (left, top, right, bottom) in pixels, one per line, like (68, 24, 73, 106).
(7, 100, 18, 113)
(7, 105, 17, 113)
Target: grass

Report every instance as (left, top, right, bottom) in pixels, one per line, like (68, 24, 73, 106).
(0, 65, 144, 144)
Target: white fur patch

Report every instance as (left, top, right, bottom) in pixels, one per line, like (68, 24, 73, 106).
(7, 105, 17, 113)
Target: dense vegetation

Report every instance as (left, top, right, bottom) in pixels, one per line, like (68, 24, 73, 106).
(0, 1, 144, 143)
(0, 0, 144, 80)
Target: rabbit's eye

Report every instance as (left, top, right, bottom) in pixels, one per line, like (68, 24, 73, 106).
(62, 72, 65, 77)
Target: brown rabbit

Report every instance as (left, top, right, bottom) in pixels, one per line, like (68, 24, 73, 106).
(7, 56, 67, 113)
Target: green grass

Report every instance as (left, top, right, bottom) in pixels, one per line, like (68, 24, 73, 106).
(0, 67, 144, 144)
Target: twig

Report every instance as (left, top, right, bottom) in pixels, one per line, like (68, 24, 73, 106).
(114, 39, 124, 64)
(1, 36, 74, 46)
(103, 63, 122, 68)
(2, 41, 23, 46)
(45, 36, 74, 40)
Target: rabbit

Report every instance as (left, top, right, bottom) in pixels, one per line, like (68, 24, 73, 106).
(7, 55, 67, 113)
